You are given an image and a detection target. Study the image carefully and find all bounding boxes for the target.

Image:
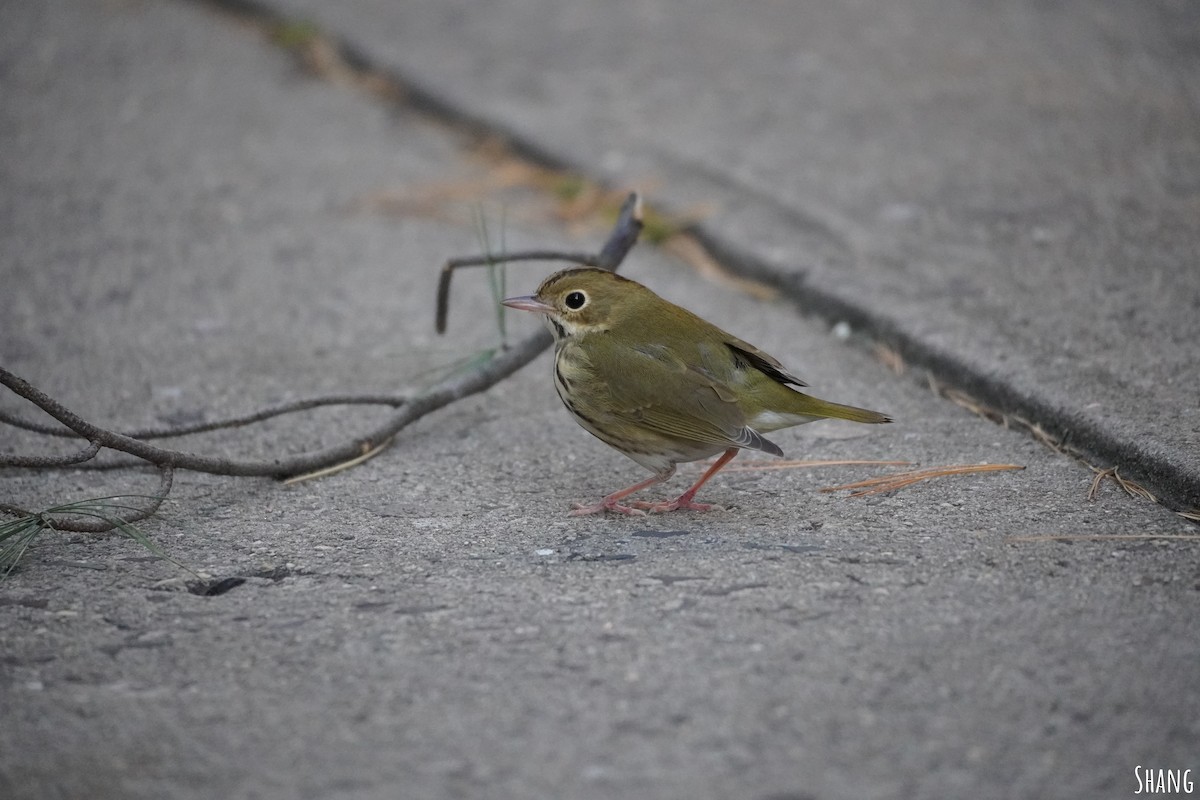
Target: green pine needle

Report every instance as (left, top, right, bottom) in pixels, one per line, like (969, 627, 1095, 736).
(0, 516, 43, 578)
(473, 205, 509, 348)
(0, 496, 195, 579)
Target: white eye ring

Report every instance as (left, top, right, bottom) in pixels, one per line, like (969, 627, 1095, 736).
(564, 290, 588, 310)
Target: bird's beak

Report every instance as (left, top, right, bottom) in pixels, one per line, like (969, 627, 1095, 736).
(502, 295, 555, 314)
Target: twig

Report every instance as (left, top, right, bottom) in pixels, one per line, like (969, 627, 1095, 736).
(436, 250, 597, 335)
(0, 192, 646, 535)
(0, 440, 102, 468)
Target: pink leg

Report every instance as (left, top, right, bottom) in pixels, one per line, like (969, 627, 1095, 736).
(569, 466, 676, 517)
(631, 447, 740, 513)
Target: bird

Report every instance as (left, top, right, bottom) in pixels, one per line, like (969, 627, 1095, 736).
(502, 268, 891, 515)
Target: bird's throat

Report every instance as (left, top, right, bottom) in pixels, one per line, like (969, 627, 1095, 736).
(542, 314, 607, 344)
(544, 316, 568, 342)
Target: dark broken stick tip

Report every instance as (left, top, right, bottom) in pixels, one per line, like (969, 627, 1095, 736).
(597, 192, 644, 270)
(433, 191, 645, 335)
(435, 263, 454, 334)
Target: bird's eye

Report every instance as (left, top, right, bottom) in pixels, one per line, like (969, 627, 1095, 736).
(564, 291, 587, 310)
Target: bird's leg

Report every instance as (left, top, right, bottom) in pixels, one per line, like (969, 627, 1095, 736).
(632, 447, 740, 513)
(569, 466, 676, 517)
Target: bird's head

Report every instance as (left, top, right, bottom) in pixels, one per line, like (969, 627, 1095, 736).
(502, 268, 652, 342)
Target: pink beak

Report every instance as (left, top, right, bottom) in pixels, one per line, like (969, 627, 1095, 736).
(502, 295, 555, 314)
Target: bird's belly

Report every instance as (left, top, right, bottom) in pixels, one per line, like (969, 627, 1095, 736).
(565, 404, 725, 471)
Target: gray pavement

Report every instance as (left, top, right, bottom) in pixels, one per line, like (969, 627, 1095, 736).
(1, 2, 1198, 800)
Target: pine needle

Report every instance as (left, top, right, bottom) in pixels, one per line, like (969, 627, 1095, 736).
(1088, 466, 1157, 503)
(873, 343, 906, 375)
(281, 437, 395, 485)
(0, 516, 43, 578)
(820, 463, 1025, 497)
(722, 458, 911, 473)
(661, 234, 777, 300)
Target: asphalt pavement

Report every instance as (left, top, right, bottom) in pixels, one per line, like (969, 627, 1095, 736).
(1, 2, 1198, 799)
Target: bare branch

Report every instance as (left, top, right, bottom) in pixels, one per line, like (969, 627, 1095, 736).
(0, 440, 102, 468)
(0, 394, 409, 440)
(0, 466, 174, 533)
(436, 250, 598, 335)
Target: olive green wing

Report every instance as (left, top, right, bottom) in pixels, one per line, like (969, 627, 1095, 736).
(590, 338, 784, 456)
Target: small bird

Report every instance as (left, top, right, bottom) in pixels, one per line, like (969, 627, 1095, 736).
(503, 268, 891, 515)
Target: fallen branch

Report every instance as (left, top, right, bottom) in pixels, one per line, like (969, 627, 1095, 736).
(0, 192, 645, 534)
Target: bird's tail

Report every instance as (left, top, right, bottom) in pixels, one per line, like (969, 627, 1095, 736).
(750, 391, 891, 432)
(795, 395, 892, 425)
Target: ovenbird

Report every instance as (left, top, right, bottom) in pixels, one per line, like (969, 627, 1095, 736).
(503, 268, 891, 515)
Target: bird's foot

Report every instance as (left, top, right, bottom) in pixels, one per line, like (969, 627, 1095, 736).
(569, 500, 647, 517)
(629, 497, 725, 514)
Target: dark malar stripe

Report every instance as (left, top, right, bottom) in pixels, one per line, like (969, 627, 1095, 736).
(553, 359, 572, 392)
